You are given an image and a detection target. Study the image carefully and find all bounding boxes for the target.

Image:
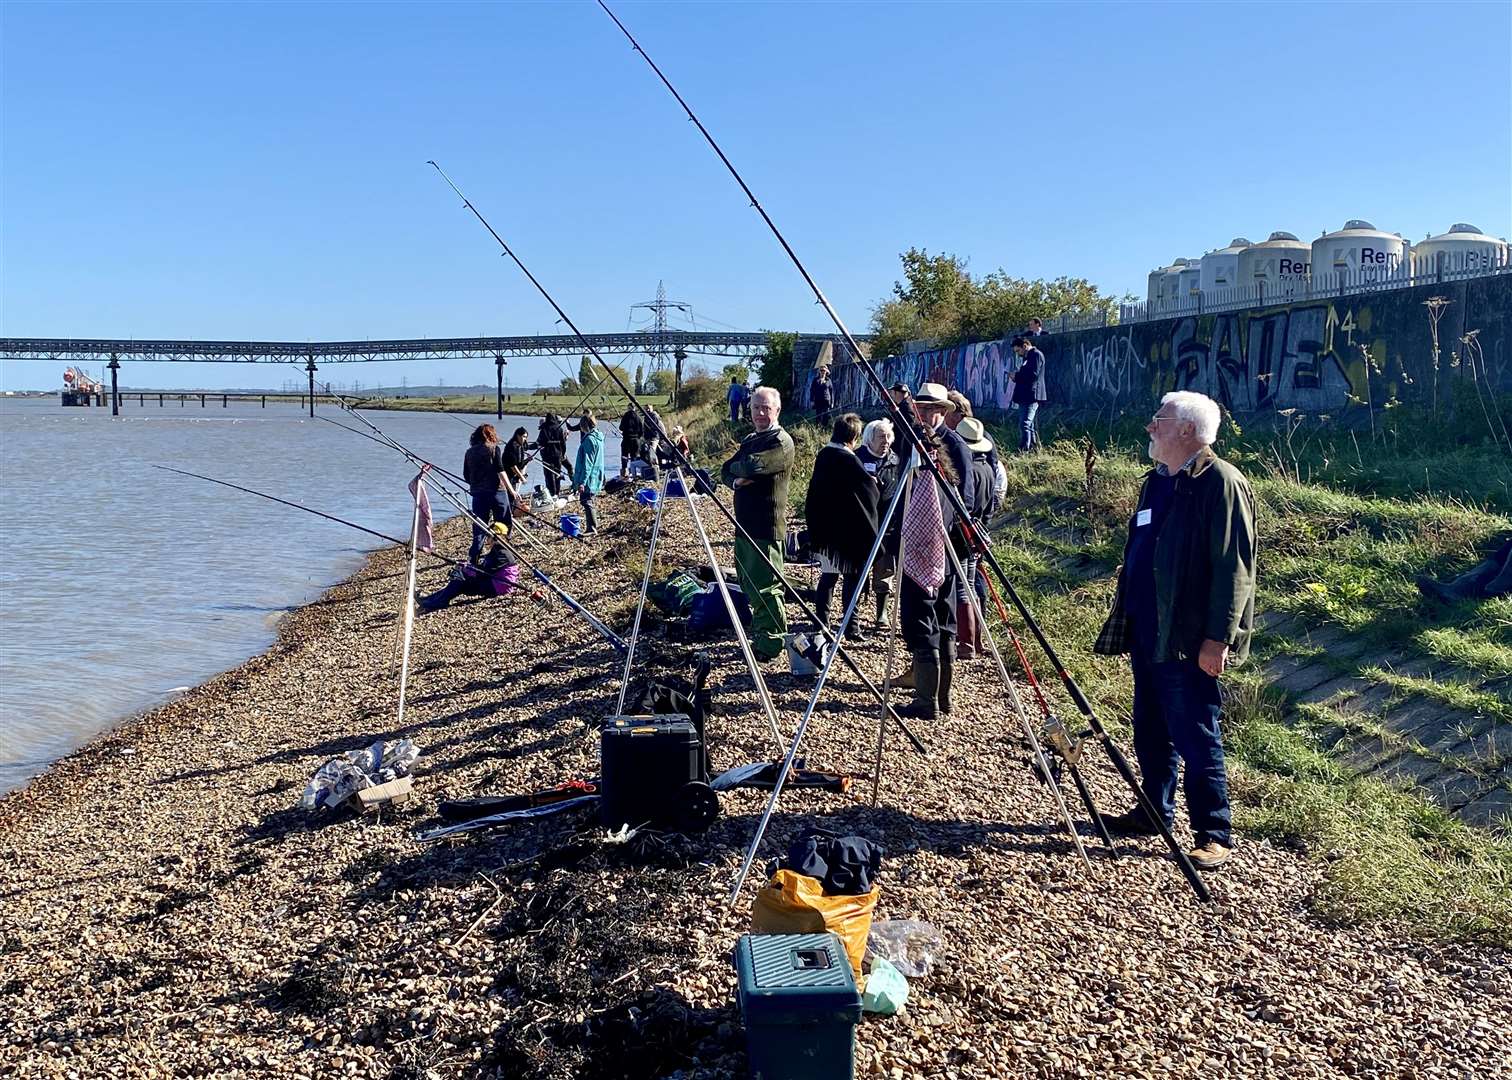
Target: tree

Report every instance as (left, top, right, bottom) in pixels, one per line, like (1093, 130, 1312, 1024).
(578, 355, 595, 389)
(869, 247, 1120, 357)
(634, 363, 644, 395)
(756, 331, 796, 392)
(559, 376, 579, 395)
(720, 362, 750, 384)
(646, 368, 676, 396)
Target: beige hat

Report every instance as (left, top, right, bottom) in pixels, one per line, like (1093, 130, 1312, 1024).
(957, 416, 994, 453)
(914, 381, 954, 407)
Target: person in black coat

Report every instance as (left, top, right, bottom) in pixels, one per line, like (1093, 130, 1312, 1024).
(502, 427, 530, 490)
(1011, 335, 1048, 451)
(810, 365, 835, 424)
(804, 413, 879, 640)
(855, 417, 902, 626)
(535, 412, 569, 496)
(618, 407, 644, 476)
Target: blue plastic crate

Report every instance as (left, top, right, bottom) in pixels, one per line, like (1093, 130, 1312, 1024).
(734, 932, 861, 1080)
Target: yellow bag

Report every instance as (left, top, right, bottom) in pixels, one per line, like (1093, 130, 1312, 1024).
(750, 869, 880, 978)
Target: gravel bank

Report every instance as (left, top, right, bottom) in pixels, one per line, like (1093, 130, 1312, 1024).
(3, 494, 1508, 1079)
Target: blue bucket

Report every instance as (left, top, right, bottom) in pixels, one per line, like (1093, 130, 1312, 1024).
(635, 487, 660, 508)
(560, 513, 584, 538)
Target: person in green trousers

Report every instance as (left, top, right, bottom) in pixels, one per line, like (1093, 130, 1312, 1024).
(721, 386, 795, 661)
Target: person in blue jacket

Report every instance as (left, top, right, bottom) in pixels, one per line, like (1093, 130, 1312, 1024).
(727, 375, 749, 424)
(572, 411, 605, 535)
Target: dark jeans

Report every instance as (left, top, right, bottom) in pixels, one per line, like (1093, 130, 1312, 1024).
(898, 568, 957, 654)
(730, 401, 742, 423)
(542, 455, 565, 496)
(579, 488, 597, 532)
(1017, 402, 1040, 451)
(1130, 649, 1231, 846)
(419, 577, 467, 612)
(469, 491, 511, 564)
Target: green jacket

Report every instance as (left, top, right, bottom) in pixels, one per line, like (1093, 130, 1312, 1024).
(720, 425, 795, 542)
(1095, 446, 1257, 664)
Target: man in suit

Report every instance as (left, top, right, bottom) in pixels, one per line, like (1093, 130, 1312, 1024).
(1010, 335, 1048, 451)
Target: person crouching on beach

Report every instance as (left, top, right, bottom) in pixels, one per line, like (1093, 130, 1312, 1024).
(463, 424, 514, 565)
(418, 523, 520, 612)
(572, 411, 605, 535)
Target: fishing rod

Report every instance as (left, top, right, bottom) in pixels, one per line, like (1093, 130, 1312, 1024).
(426, 159, 929, 758)
(596, 1, 1209, 901)
(319, 384, 625, 652)
(152, 465, 457, 570)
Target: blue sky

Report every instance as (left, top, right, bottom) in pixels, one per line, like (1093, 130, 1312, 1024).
(3, 0, 1508, 391)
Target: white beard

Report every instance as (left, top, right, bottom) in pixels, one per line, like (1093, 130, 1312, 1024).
(1147, 440, 1158, 461)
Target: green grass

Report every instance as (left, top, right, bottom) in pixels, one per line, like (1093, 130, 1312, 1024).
(369, 392, 639, 418)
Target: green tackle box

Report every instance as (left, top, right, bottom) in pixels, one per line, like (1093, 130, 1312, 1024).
(734, 932, 861, 1080)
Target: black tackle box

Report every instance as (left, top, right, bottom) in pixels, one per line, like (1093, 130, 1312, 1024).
(599, 714, 716, 832)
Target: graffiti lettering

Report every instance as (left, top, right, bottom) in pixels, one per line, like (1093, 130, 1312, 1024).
(1078, 332, 1145, 395)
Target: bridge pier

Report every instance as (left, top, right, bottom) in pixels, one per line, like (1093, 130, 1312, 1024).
(495, 355, 506, 420)
(107, 358, 120, 417)
(306, 356, 317, 418)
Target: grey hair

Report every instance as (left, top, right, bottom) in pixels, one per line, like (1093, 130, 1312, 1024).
(1160, 391, 1221, 445)
(862, 417, 894, 450)
(751, 386, 781, 407)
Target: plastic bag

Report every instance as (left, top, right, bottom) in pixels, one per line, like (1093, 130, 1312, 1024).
(751, 869, 879, 979)
(862, 955, 909, 1015)
(784, 632, 830, 676)
(301, 737, 421, 811)
(866, 919, 941, 978)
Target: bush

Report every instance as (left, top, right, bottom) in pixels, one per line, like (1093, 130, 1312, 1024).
(676, 373, 725, 411)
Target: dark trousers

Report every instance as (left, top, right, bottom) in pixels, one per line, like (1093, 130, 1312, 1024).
(469, 491, 510, 564)
(1130, 649, 1231, 846)
(419, 577, 467, 612)
(815, 571, 861, 631)
(542, 454, 565, 496)
(730, 401, 742, 423)
(578, 488, 597, 532)
(899, 568, 957, 654)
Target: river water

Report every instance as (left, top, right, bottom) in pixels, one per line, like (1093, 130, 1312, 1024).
(0, 397, 618, 794)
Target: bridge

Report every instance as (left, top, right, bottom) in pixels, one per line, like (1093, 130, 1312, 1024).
(0, 330, 865, 364)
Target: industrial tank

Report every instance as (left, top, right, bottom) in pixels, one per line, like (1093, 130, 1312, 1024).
(1413, 223, 1508, 275)
(1311, 219, 1408, 284)
(1147, 258, 1194, 308)
(1235, 232, 1311, 294)
(1199, 238, 1253, 293)
(1175, 262, 1202, 306)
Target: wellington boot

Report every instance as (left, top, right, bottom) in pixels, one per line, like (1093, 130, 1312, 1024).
(897, 649, 939, 721)
(938, 633, 956, 716)
(874, 588, 890, 628)
(891, 661, 916, 689)
(955, 600, 978, 660)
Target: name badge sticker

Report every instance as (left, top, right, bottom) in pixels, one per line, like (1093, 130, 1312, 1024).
(1135, 509, 1153, 527)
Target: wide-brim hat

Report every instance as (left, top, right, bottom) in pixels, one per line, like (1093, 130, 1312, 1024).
(888, 381, 910, 395)
(914, 382, 955, 408)
(957, 416, 994, 453)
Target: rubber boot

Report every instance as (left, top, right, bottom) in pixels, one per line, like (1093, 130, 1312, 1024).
(938, 633, 955, 716)
(874, 584, 890, 628)
(955, 598, 978, 660)
(898, 648, 939, 720)
(891, 660, 915, 689)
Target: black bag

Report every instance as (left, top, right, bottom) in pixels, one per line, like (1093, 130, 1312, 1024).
(775, 827, 883, 896)
(624, 656, 714, 779)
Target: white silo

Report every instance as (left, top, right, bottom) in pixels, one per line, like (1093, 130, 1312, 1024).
(1199, 238, 1253, 293)
(1175, 262, 1202, 308)
(1413, 223, 1509, 276)
(1146, 266, 1168, 306)
(1311, 219, 1408, 285)
(1236, 232, 1311, 294)
(1147, 259, 1193, 309)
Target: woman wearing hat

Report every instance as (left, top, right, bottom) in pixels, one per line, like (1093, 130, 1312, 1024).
(953, 416, 998, 660)
(417, 523, 520, 612)
(804, 413, 880, 640)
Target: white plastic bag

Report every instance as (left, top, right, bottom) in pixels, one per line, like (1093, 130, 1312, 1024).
(300, 737, 421, 810)
(862, 955, 909, 1015)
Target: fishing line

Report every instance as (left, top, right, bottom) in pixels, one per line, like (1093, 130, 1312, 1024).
(595, 1, 1209, 901)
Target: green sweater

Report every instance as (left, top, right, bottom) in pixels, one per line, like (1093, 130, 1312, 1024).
(1098, 446, 1258, 664)
(720, 425, 795, 543)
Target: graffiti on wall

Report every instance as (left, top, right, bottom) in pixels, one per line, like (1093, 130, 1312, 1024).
(797, 274, 1510, 422)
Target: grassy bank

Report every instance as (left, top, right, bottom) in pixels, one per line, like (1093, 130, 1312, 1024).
(358, 392, 641, 419)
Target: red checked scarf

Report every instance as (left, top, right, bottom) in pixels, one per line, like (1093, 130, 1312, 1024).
(901, 471, 946, 593)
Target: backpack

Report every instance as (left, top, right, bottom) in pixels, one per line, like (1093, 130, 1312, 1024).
(646, 571, 702, 617)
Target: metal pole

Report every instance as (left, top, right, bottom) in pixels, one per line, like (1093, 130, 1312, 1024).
(395, 474, 425, 728)
(614, 471, 672, 715)
(871, 460, 914, 808)
(496, 355, 506, 420)
(727, 449, 916, 905)
(107, 358, 120, 416)
(677, 467, 785, 757)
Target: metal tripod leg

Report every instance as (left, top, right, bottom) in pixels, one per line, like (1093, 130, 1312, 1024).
(939, 518, 1092, 874)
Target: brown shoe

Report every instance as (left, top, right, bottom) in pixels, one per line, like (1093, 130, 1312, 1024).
(890, 662, 915, 689)
(1188, 840, 1232, 870)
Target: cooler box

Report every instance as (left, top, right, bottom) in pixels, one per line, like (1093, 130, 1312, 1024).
(735, 932, 861, 1080)
(599, 714, 707, 829)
